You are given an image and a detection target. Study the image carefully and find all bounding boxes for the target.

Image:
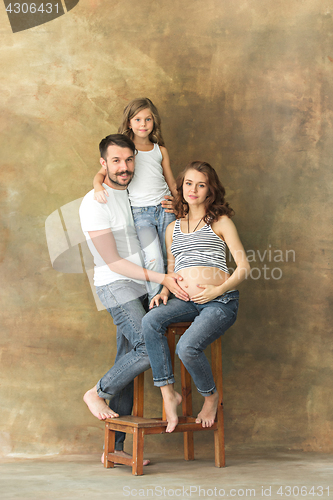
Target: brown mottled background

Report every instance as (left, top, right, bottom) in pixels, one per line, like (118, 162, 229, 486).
(0, 0, 332, 458)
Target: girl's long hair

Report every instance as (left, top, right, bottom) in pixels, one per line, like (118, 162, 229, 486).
(118, 98, 165, 146)
(174, 161, 234, 224)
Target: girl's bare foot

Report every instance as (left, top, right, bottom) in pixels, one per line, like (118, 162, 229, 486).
(83, 387, 119, 420)
(101, 451, 150, 466)
(160, 385, 182, 433)
(195, 391, 219, 428)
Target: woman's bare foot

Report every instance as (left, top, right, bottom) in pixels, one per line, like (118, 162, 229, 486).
(101, 451, 150, 466)
(195, 391, 219, 428)
(83, 387, 119, 420)
(160, 385, 182, 433)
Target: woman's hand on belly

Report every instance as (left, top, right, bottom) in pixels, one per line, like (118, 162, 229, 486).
(190, 284, 223, 304)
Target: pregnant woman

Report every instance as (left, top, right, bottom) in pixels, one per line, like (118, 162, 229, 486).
(142, 161, 250, 432)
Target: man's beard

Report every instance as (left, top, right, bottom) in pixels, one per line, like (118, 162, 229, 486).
(107, 169, 134, 188)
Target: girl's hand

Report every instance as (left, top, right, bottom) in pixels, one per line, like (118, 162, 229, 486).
(149, 292, 169, 309)
(162, 274, 189, 301)
(94, 186, 109, 204)
(191, 285, 222, 304)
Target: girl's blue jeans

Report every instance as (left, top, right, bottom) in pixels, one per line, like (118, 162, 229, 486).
(131, 204, 176, 301)
(142, 290, 239, 396)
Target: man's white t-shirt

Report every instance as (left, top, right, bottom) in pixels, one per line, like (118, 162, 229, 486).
(79, 185, 144, 287)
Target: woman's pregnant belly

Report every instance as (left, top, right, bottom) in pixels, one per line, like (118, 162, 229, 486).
(176, 267, 230, 299)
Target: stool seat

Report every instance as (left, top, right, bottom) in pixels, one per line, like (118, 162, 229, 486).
(103, 322, 225, 475)
(105, 415, 218, 431)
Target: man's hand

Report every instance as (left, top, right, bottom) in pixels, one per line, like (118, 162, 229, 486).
(162, 273, 189, 301)
(161, 195, 175, 214)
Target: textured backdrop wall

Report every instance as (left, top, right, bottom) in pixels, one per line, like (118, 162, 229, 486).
(0, 0, 332, 457)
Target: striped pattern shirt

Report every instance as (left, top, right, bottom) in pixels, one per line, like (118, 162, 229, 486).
(171, 219, 230, 274)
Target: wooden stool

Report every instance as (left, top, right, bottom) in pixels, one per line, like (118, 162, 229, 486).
(104, 322, 225, 475)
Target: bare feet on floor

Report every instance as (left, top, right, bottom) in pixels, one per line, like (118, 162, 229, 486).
(161, 385, 182, 433)
(101, 451, 150, 466)
(195, 391, 219, 428)
(83, 387, 119, 420)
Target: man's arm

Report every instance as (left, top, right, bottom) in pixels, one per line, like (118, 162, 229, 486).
(88, 228, 189, 300)
(149, 220, 177, 308)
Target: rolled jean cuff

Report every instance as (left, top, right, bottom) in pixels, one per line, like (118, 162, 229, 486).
(153, 376, 176, 387)
(103, 442, 124, 451)
(198, 385, 217, 397)
(96, 380, 112, 399)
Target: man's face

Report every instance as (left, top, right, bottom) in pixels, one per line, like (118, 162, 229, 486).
(101, 145, 135, 190)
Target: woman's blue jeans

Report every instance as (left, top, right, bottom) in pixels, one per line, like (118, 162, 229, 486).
(131, 204, 176, 301)
(142, 291, 239, 396)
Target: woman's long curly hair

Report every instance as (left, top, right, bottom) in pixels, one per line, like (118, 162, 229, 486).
(174, 161, 234, 224)
(118, 97, 165, 147)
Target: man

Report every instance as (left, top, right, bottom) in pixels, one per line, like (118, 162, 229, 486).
(79, 134, 187, 459)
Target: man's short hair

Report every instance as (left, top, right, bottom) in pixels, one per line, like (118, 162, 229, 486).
(99, 134, 137, 160)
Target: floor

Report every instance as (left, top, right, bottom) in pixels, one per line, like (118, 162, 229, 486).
(0, 449, 332, 500)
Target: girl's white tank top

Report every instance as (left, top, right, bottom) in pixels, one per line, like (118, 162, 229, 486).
(127, 143, 171, 207)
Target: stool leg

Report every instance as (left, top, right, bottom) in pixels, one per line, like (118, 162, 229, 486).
(104, 423, 115, 468)
(180, 361, 194, 460)
(211, 338, 225, 467)
(214, 404, 225, 467)
(132, 428, 145, 475)
(133, 372, 145, 417)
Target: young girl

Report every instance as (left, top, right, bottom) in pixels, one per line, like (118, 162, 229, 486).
(142, 161, 250, 433)
(93, 98, 177, 300)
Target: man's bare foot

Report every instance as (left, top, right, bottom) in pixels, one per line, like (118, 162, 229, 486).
(101, 450, 150, 466)
(195, 391, 219, 428)
(83, 387, 119, 420)
(160, 385, 182, 433)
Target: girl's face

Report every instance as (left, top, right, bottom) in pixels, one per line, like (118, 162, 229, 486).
(129, 108, 154, 139)
(183, 169, 210, 207)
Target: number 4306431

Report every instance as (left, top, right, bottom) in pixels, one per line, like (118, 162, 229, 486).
(6, 3, 60, 14)
(277, 486, 330, 496)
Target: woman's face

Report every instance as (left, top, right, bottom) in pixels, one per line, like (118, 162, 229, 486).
(183, 169, 210, 206)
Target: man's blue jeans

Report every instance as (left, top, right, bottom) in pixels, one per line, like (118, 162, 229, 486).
(95, 280, 150, 451)
(131, 204, 176, 301)
(142, 291, 239, 396)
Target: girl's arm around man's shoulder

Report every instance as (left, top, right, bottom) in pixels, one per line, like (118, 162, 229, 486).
(93, 166, 108, 204)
